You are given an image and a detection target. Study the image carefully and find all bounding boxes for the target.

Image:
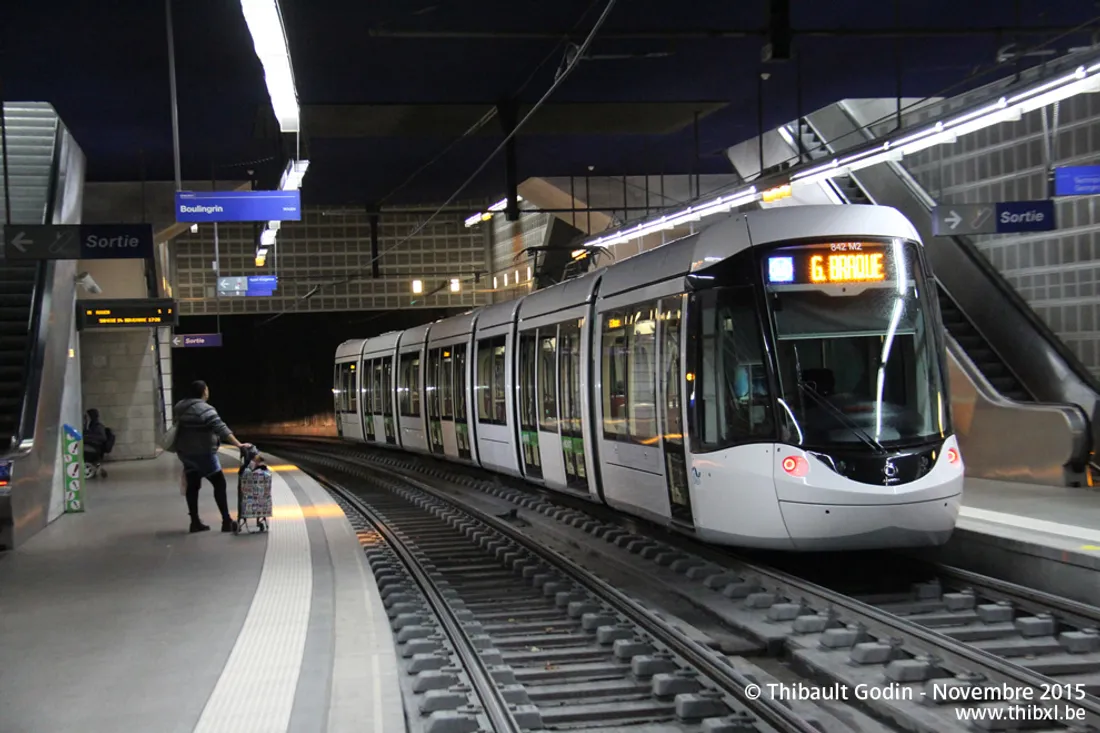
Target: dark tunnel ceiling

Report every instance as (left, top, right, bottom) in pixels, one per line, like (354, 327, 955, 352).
(7, 0, 1100, 206)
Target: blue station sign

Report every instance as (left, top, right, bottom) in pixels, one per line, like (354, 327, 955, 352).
(1054, 165, 1100, 196)
(174, 191, 301, 223)
(171, 333, 222, 348)
(995, 200, 1056, 233)
(217, 276, 279, 297)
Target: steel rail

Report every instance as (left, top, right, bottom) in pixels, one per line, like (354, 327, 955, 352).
(320, 473, 524, 733)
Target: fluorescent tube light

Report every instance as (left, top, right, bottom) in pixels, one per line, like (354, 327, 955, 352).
(239, 0, 300, 133)
(279, 159, 309, 191)
(584, 54, 1100, 249)
(488, 196, 522, 212)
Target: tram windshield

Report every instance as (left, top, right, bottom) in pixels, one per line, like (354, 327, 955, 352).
(763, 239, 948, 449)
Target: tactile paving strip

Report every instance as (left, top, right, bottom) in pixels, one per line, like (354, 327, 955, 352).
(193, 472, 313, 733)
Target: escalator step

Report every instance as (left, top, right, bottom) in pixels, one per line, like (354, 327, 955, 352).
(956, 335, 984, 349)
(980, 362, 1008, 378)
(0, 336, 28, 350)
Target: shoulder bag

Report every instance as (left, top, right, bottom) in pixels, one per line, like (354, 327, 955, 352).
(161, 422, 179, 453)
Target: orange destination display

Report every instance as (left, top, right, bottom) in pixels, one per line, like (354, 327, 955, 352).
(766, 243, 890, 286)
(76, 299, 179, 330)
(809, 252, 885, 284)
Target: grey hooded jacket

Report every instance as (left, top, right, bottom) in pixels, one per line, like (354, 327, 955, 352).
(172, 398, 233, 454)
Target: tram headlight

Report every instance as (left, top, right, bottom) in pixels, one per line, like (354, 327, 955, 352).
(946, 447, 960, 465)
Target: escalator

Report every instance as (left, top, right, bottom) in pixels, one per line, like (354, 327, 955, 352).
(0, 102, 84, 550)
(792, 120, 874, 206)
(777, 105, 1097, 485)
(0, 263, 41, 450)
(934, 289, 1029, 402)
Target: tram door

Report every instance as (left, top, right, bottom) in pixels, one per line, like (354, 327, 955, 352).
(453, 344, 472, 460)
(382, 358, 396, 444)
(427, 349, 445, 455)
(659, 296, 693, 525)
(363, 359, 376, 442)
(518, 330, 542, 478)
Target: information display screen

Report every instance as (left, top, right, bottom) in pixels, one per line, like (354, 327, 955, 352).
(766, 243, 889, 286)
(77, 299, 179, 330)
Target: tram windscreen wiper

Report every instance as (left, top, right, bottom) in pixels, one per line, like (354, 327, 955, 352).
(796, 381, 887, 455)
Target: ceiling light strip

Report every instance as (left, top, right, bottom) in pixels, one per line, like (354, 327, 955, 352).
(239, 0, 299, 133)
(582, 55, 1100, 250)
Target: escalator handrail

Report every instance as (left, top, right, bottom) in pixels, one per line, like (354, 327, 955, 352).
(4, 119, 62, 457)
(950, 335, 1093, 473)
(945, 331, 1092, 470)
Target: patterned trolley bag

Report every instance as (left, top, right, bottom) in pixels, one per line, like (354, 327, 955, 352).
(236, 445, 273, 534)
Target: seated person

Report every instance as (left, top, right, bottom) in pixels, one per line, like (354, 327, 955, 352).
(84, 409, 108, 460)
(83, 409, 114, 477)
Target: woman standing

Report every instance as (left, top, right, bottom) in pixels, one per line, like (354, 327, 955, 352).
(173, 380, 249, 533)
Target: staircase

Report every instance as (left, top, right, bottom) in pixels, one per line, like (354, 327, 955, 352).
(936, 287, 1030, 401)
(792, 120, 874, 205)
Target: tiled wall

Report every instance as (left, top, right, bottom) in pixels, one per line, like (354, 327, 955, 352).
(80, 330, 160, 460)
(901, 91, 1100, 376)
(173, 205, 490, 315)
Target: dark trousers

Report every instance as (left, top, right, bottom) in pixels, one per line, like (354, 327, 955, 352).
(185, 468, 231, 522)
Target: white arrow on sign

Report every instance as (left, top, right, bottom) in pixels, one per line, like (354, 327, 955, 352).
(172, 336, 181, 347)
(945, 210, 962, 231)
(10, 232, 32, 253)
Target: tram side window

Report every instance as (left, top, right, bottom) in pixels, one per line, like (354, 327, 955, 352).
(333, 365, 341, 411)
(476, 336, 507, 425)
(372, 360, 384, 415)
(690, 286, 775, 450)
(454, 344, 468, 420)
(441, 348, 454, 419)
(558, 321, 582, 437)
(382, 358, 394, 416)
(349, 366, 359, 414)
(519, 331, 537, 431)
(365, 360, 378, 413)
(538, 327, 558, 432)
(601, 304, 658, 443)
(337, 363, 356, 413)
(399, 352, 421, 417)
(427, 349, 441, 419)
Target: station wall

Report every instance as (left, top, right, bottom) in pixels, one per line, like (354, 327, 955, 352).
(79, 330, 160, 460)
(172, 205, 491, 315)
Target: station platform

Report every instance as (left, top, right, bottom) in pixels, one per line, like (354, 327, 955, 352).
(0, 448, 403, 733)
(929, 477, 1100, 606)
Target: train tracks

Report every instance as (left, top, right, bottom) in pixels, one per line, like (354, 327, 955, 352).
(266, 438, 1100, 732)
(310, 458, 819, 733)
